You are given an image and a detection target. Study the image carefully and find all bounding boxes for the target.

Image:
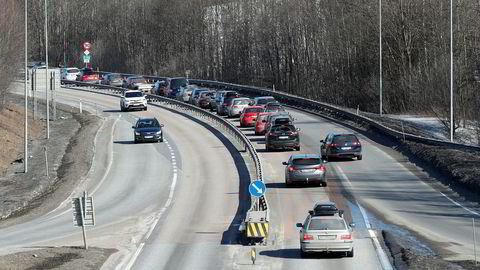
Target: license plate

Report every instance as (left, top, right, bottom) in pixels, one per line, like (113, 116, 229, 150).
(301, 169, 314, 173)
(144, 136, 153, 139)
(318, 235, 336, 240)
(279, 136, 289, 139)
(341, 147, 351, 150)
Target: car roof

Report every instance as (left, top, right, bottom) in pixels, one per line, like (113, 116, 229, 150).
(124, 90, 142, 94)
(330, 132, 357, 136)
(291, 153, 321, 159)
(255, 96, 275, 100)
(137, 117, 157, 121)
(309, 215, 344, 221)
(232, 97, 250, 100)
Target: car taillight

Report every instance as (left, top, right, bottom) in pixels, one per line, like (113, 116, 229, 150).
(288, 166, 297, 172)
(232, 106, 239, 108)
(329, 143, 338, 148)
(314, 165, 325, 171)
(303, 234, 314, 240)
(288, 131, 298, 135)
(339, 234, 352, 240)
(268, 132, 275, 136)
(223, 103, 228, 106)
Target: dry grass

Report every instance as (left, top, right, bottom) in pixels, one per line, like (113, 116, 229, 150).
(0, 105, 42, 176)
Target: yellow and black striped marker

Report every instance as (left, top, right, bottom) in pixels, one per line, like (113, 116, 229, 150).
(247, 222, 269, 238)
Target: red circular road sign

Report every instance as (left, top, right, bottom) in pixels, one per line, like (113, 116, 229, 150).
(83, 42, 92, 50)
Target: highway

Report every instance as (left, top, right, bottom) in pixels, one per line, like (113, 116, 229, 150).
(1, 85, 478, 269)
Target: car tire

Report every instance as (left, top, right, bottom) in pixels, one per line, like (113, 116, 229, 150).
(295, 146, 301, 151)
(357, 155, 363, 160)
(120, 107, 125, 112)
(346, 248, 354, 257)
(300, 248, 307, 258)
(134, 138, 138, 144)
(322, 181, 327, 187)
(144, 107, 148, 111)
(160, 137, 164, 143)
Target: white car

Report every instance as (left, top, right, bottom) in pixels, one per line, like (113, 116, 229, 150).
(120, 90, 148, 111)
(61, 67, 80, 81)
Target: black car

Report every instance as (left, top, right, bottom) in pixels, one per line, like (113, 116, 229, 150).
(265, 124, 300, 151)
(320, 132, 362, 161)
(132, 118, 164, 143)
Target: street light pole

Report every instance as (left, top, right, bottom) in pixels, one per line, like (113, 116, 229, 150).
(24, 0, 28, 173)
(44, 0, 49, 139)
(450, 0, 454, 142)
(379, 0, 383, 116)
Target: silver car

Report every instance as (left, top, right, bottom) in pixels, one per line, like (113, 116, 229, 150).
(227, 97, 251, 117)
(282, 154, 327, 187)
(297, 202, 354, 258)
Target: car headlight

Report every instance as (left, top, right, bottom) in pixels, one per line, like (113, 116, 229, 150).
(135, 132, 140, 135)
(156, 131, 162, 135)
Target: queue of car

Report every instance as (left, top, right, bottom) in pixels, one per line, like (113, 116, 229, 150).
(107, 73, 363, 258)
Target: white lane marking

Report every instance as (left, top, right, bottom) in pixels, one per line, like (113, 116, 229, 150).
(124, 243, 145, 270)
(43, 115, 120, 221)
(336, 166, 393, 270)
(438, 191, 480, 216)
(121, 141, 178, 270)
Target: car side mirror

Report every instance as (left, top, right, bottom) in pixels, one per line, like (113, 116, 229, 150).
(282, 161, 288, 165)
(320, 140, 324, 143)
(160, 124, 165, 127)
(339, 210, 344, 217)
(349, 222, 356, 228)
(296, 223, 303, 228)
(308, 210, 314, 215)
(323, 160, 328, 164)
(132, 126, 135, 129)
(296, 128, 301, 131)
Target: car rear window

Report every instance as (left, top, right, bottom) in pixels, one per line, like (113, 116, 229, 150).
(234, 99, 250, 105)
(246, 108, 263, 113)
(68, 69, 79, 73)
(308, 219, 346, 230)
(125, 92, 143, 98)
(132, 78, 147, 83)
(292, 158, 321, 166)
(333, 135, 359, 144)
(272, 125, 295, 132)
(225, 92, 238, 98)
(257, 98, 275, 105)
(171, 78, 188, 89)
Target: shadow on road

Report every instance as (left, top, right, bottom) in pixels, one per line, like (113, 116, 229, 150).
(113, 140, 135, 144)
(259, 248, 346, 259)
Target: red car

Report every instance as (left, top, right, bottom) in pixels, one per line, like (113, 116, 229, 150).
(255, 112, 273, 135)
(76, 68, 100, 83)
(240, 106, 264, 127)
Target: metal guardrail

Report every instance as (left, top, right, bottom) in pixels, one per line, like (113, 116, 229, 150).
(61, 80, 269, 214)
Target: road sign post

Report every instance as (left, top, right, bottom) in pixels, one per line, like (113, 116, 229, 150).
(72, 190, 95, 249)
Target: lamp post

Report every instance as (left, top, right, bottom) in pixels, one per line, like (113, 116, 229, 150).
(24, 0, 28, 173)
(449, 0, 454, 142)
(379, 0, 383, 116)
(45, 0, 49, 139)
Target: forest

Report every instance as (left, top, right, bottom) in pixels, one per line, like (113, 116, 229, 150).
(1, 0, 479, 135)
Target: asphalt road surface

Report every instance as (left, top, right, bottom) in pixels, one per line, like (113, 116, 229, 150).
(4, 85, 478, 269)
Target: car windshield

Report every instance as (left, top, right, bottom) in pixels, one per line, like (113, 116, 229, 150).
(68, 69, 79, 73)
(234, 99, 250, 105)
(308, 219, 346, 230)
(292, 158, 321, 166)
(171, 78, 188, 89)
(83, 70, 95, 75)
(333, 135, 359, 144)
(257, 98, 275, 105)
(246, 108, 264, 113)
(125, 92, 143, 98)
(137, 119, 159, 128)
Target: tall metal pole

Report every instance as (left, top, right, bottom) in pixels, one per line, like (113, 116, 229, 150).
(24, 0, 28, 173)
(379, 0, 383, 116)
(44, 0, 49, 139)
(449, 0, 454, 142)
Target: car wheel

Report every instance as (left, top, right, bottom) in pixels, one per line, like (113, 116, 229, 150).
(295, 146, 301, 151)
(357, 155, 363, 160)
(322, 181, 327, 187)
(160, 137, 164, 143)
(120, 107, 125, 112)
(134, 138, 138, 144)
(144, 107, 147, 111)
(346, 248, 354, 257)
(300, 248, 307, 258)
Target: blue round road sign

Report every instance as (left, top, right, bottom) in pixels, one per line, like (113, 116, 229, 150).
(249, 180, 266, 197)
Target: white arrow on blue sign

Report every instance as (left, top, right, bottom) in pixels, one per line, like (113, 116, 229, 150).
(249, 180, 266, 197)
